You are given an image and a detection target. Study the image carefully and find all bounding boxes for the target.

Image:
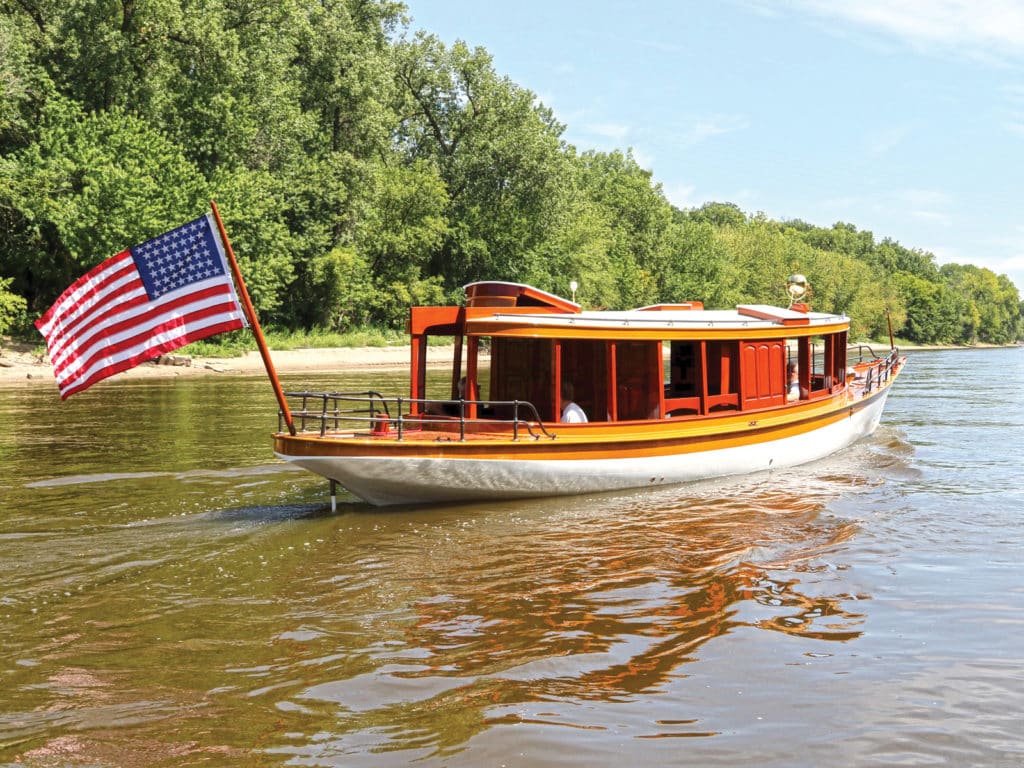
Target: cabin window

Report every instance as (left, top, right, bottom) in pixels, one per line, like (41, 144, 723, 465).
(787, 340, 802, 401)
(489, 337, 555, 421)
(668, 341, 700, 397)
(664, 341, 703, 417)
(833, 331, 848, 387)
(704, 341, 740, 412)
(615, 341, 661, 420)
(809, 333, 846, 395)
(421, 335, 462, 400)
(810, 337, 829, 394)
(559, 339, 608, 422)
(815, 331, 849, 392)
(796, 332, 848, 400)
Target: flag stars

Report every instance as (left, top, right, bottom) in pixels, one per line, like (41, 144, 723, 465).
(132, 217, 227, 300)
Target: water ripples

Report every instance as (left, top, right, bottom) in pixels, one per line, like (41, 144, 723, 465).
(3, 352, 1024, 765)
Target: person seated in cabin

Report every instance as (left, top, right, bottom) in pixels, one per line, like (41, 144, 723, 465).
(787, 362, 800, 402)
(559, 380, 588, 423)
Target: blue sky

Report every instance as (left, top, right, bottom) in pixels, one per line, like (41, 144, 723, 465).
(405, 0, 1024, 292)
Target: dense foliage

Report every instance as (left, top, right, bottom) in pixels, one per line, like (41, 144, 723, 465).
(1, 0, 1021, 345)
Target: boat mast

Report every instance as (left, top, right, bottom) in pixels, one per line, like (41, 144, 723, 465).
(210, 200, 296, 436)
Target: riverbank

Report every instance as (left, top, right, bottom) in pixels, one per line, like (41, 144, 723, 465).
(0, 339, 1014, 390)
(0, 342, 458, 389)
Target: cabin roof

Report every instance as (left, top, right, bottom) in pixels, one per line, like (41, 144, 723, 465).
(456, 282, 849, 337)
(473, 305, 847, 331)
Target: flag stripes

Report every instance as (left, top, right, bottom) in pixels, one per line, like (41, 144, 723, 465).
(36, 212, 247, 399)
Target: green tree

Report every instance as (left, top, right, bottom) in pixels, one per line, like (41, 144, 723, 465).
(802, 248, 904, 340)
(0, 11, 41, 149)
(1, 0, 409, 327)
(1, 98, 208, 311)
(0, 275, 27, 335)
(353, 161, 449, 327)
(208, 167, 295, 320)
(798, 221, 875, 260)
(894, 272, 964, 344)
(872, 239, 939, 281)
(657, 218, 734, 308)
(939, 263, 1020, 344)
(3, 0, 1019, 343)
(394, 33, 569, 289)
(714, 218, 792, 306)
(574, 149, 675, 308)
(682, 201, 746, 228)
(526, 161, 618, 308)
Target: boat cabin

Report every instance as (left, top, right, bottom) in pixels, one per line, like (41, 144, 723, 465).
(408, 281, 850, 425)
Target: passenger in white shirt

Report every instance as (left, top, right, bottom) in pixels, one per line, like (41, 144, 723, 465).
(787, 362, 800, 402)
(559, 380, 588, 423)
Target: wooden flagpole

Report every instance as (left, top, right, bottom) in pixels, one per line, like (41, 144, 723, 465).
(210, 200, 296, 436)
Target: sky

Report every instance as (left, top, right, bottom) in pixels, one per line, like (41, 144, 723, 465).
(404, 0, 1024, 291)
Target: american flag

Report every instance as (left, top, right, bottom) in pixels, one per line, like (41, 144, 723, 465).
(36, 212, 247, 399)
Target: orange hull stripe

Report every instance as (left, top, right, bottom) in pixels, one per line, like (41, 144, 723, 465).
(275, 385, 891, 462)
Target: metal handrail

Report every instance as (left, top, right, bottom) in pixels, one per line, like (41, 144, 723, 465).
(279, 392, 557, 442)
(847, 343, 881, 363)
(280, 390, 392, 437)
(859, 348, 900, 394)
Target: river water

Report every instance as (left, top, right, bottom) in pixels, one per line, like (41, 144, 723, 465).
(1, 348, 1022, 767)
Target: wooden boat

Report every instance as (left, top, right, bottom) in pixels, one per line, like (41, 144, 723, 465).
(273, 281, 905, 506)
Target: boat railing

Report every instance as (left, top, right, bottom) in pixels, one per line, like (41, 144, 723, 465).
(847, 343, 882, 363)
(279, 391, 557, 442)
(282, 390, 391, 436)
(859, 348, 901, 394)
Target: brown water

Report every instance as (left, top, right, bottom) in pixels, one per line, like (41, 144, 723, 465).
(1, 349, 1023, 767)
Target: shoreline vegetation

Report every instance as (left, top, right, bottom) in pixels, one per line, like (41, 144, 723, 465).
(1, 338, 1016, 390)
(2, 4, 1022, 354)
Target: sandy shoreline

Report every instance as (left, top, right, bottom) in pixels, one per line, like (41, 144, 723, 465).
(0, 339, 1014, 391)
(0, 343, 458, 389)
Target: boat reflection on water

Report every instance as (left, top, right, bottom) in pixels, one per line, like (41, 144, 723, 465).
(279, 463, 878, 758)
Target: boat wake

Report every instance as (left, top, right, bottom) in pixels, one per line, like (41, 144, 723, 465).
(24, 462, 305, 489)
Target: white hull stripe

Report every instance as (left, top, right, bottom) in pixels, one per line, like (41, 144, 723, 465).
(276, 392, 889, 505)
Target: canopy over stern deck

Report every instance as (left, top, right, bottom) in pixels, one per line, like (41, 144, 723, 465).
(408, 282, 584, 414)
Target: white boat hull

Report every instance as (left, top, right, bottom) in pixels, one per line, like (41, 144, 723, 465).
(276, 390, 891, 506)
